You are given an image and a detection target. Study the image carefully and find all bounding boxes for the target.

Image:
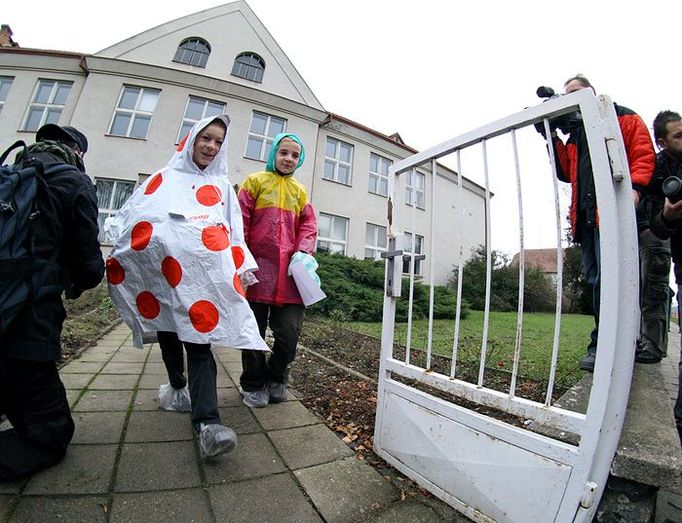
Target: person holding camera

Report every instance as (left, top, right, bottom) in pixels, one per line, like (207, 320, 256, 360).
(645, 110, 682, 442)
(547, 74, 655, 372)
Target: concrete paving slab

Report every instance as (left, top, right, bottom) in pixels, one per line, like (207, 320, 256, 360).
(109, 349, 149, 363)
(114, 441, 201, 492)
(214, 348, 242, 363)
(109, 489, 213, 523)
(295, 457, 398, 523)
(251, 400, 321, 431)
(71, 412, 127, 444)
(141, 362, 168, 375)
(0, 477, 25, 494)
(227, 371, 241, 383)
(89, 374, 139, 390)
(73, 390, 134, 412)
(9, 495, 109, 522)
(217, 386, 243, 407)
(131, 389, 162, 411)
(369, 499, 464, 522)
(202, 432, 286, 484)
(138, 373, 165, 390)
(218, 405, 260, 435)
(23, 444, 118, 495)
(76, 350, 117, 362)
(60, 373, 94, 390)
(67, 389, 82, 407)
(146, 350, 165, 363)
(124, 411, 194, 442)
(0, 495, 15, 521)
(209, 473, 322, 523)
(101, 362, 144, 375)
(269, 424, 354, 470)
(60, 361, 106, 374)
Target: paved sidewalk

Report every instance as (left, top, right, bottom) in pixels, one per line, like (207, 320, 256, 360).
(660, 328, 680, 410)
(0, 323, 461, 522)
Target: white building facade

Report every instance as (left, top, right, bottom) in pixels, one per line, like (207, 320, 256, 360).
(0, 1, 486, 285)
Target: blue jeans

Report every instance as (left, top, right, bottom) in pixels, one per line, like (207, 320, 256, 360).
(580, 226, 600, 354)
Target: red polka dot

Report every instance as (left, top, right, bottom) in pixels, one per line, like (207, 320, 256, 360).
(177, 134, 189, 152)
(196, 185, 222, 206)
(189, 300, 219, 333)
(131, 221, 153, 251)
(136, 291, 160, 319)
(232, 246, 245, 270)
(202, 225, 230, 251)
(106, 258, 125, 285)
(161, 256, 182, 288)
(233, 272, 246, 297)
(144, 173, 163, 195)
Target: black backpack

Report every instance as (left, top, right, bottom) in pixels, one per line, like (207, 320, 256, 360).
(0, 141, 69, 336)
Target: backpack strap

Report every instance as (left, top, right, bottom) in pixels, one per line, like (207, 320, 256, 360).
(0, 141, 27, 165)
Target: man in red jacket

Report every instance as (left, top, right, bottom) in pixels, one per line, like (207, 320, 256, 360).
(551, 75, 655, 371)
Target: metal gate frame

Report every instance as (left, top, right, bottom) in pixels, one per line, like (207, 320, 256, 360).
(374, 89, 639, 522)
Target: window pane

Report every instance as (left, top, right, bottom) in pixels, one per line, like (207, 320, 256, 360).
(24, 108, 44, 131)
(269, 117, 285, 136)
(263, 140, 275, 160)
(246, 137, 263, 159)
(369, 154, 378, 172)
(53, 83, 71, 105)
(179, 122, 192, 142)
(338, 164, 349, 184)
(323, 160, 335, 180)
(365, 223, 374, 244)
(110, 113, 131, 136)
(332, 217, 346, 240)
(339, 143, 352, 163)
(368, 175, 377, 193)
(318, 214, 331, 237)
(330, 243, 344, 254)
(0, 79, 12, 101)
(34, 81, 54, 103)
(207, 101, 224, 116)
(119, 87, 139, 109)
(380, 178, 388, 196)
(365, 248, 374, 259)
(130, 115, 151, 138)
(186, 98, 205, 120)
(45, 108, 62, 124)
(95, 180, 114, 208)
(138, 90, 159, 112)
(378, 226, 387, 246)
(317, 240, 330, 253)
(113, 182, 135, 209)
(416, 173, 425, 189)
(250, 112, 267, 135)
(325, 138, 336, 158)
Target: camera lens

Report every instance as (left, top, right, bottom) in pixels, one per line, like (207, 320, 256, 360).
(663, 176, 682, 202)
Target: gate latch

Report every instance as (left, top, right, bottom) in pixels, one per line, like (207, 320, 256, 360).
(381, 238, 403, 297)
(580, 481, 598, 508)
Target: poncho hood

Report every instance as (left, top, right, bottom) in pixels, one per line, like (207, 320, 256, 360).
(265, 132, 305, 173)
(172, 114, 231, 176)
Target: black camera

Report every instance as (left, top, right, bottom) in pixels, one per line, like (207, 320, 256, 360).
(663, 176, 682, 203)
(536, 86, 581, 134)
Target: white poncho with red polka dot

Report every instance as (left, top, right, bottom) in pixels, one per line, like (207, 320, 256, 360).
(105, 115, 267, 351)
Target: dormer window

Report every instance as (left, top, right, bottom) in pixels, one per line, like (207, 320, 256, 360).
(231, 52, 265, 83)
(173, 38, 211, 68)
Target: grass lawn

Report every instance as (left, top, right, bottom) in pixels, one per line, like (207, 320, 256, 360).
(347, 310, 594, 387)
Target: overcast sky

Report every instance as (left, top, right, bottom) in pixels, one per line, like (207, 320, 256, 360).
(4, 0, 681, 254)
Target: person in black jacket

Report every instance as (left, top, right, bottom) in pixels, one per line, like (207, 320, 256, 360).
(0, 124, 104, 480)
(645, 110, 682, 442)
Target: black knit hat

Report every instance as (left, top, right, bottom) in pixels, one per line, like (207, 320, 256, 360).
(36, 123, 88, 154)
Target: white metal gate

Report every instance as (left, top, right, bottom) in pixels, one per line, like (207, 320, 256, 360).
(374, 89, 639, 522)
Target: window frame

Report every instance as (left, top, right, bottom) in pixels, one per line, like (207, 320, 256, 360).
(173, 37, 211, 68)
(368, 152, 391, 197)
(177, 96, 225, 143)
(108, 85, 161, 139)
(405, 169, 426, 209)
(323, 137, 354, 186)
(317, 212, 349, 255)
(0, 76, 14, 116)
(364, 222, 387, 260)
(244, 111, 287, 162)
(231, 52, 265, 83)
(20, 79, 73, 132)
(402, 232, 425, 275)
(95, 178, 136, 243)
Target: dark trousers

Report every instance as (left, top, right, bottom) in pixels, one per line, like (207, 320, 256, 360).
(638, 229, 671, 358)
(0, 356, 74, 481)
(157, 331, 220, 432)
(580, 226, 601, 354)
(675, 286, 682, 443)
(240, 302, 304, 391)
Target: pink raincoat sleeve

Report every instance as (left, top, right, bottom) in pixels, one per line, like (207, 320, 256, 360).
(295, 200, 318, 253)
(225, 182, 257, 274)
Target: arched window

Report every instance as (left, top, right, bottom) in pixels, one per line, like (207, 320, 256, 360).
(231, 52, 265, 83)
(173, 38, 211, 68)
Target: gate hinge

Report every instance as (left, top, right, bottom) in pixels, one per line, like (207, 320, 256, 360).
(605, 137, 625, 183)
(580, 481, 598, 508)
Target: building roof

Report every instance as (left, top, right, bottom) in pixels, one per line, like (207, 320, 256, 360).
(510, 248, 564, 274)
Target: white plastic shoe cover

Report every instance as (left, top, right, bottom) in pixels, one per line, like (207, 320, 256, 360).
(199, 424, 237, 459)
(158, 383, 191, 412)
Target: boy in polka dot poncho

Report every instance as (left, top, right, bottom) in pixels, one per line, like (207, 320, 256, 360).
(106, 115, 267, 460)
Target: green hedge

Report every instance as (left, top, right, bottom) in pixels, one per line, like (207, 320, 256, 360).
(308, 252, 470, 322)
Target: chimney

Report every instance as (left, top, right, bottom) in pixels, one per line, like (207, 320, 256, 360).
(0, 25, 19, 48)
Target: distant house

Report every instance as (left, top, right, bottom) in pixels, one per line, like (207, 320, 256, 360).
(510, 248, 563, 284)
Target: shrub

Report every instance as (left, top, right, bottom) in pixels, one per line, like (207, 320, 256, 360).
(310, 252, 469, 322)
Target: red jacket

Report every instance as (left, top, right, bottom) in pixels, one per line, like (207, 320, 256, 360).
(554, 104, 654, 241)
